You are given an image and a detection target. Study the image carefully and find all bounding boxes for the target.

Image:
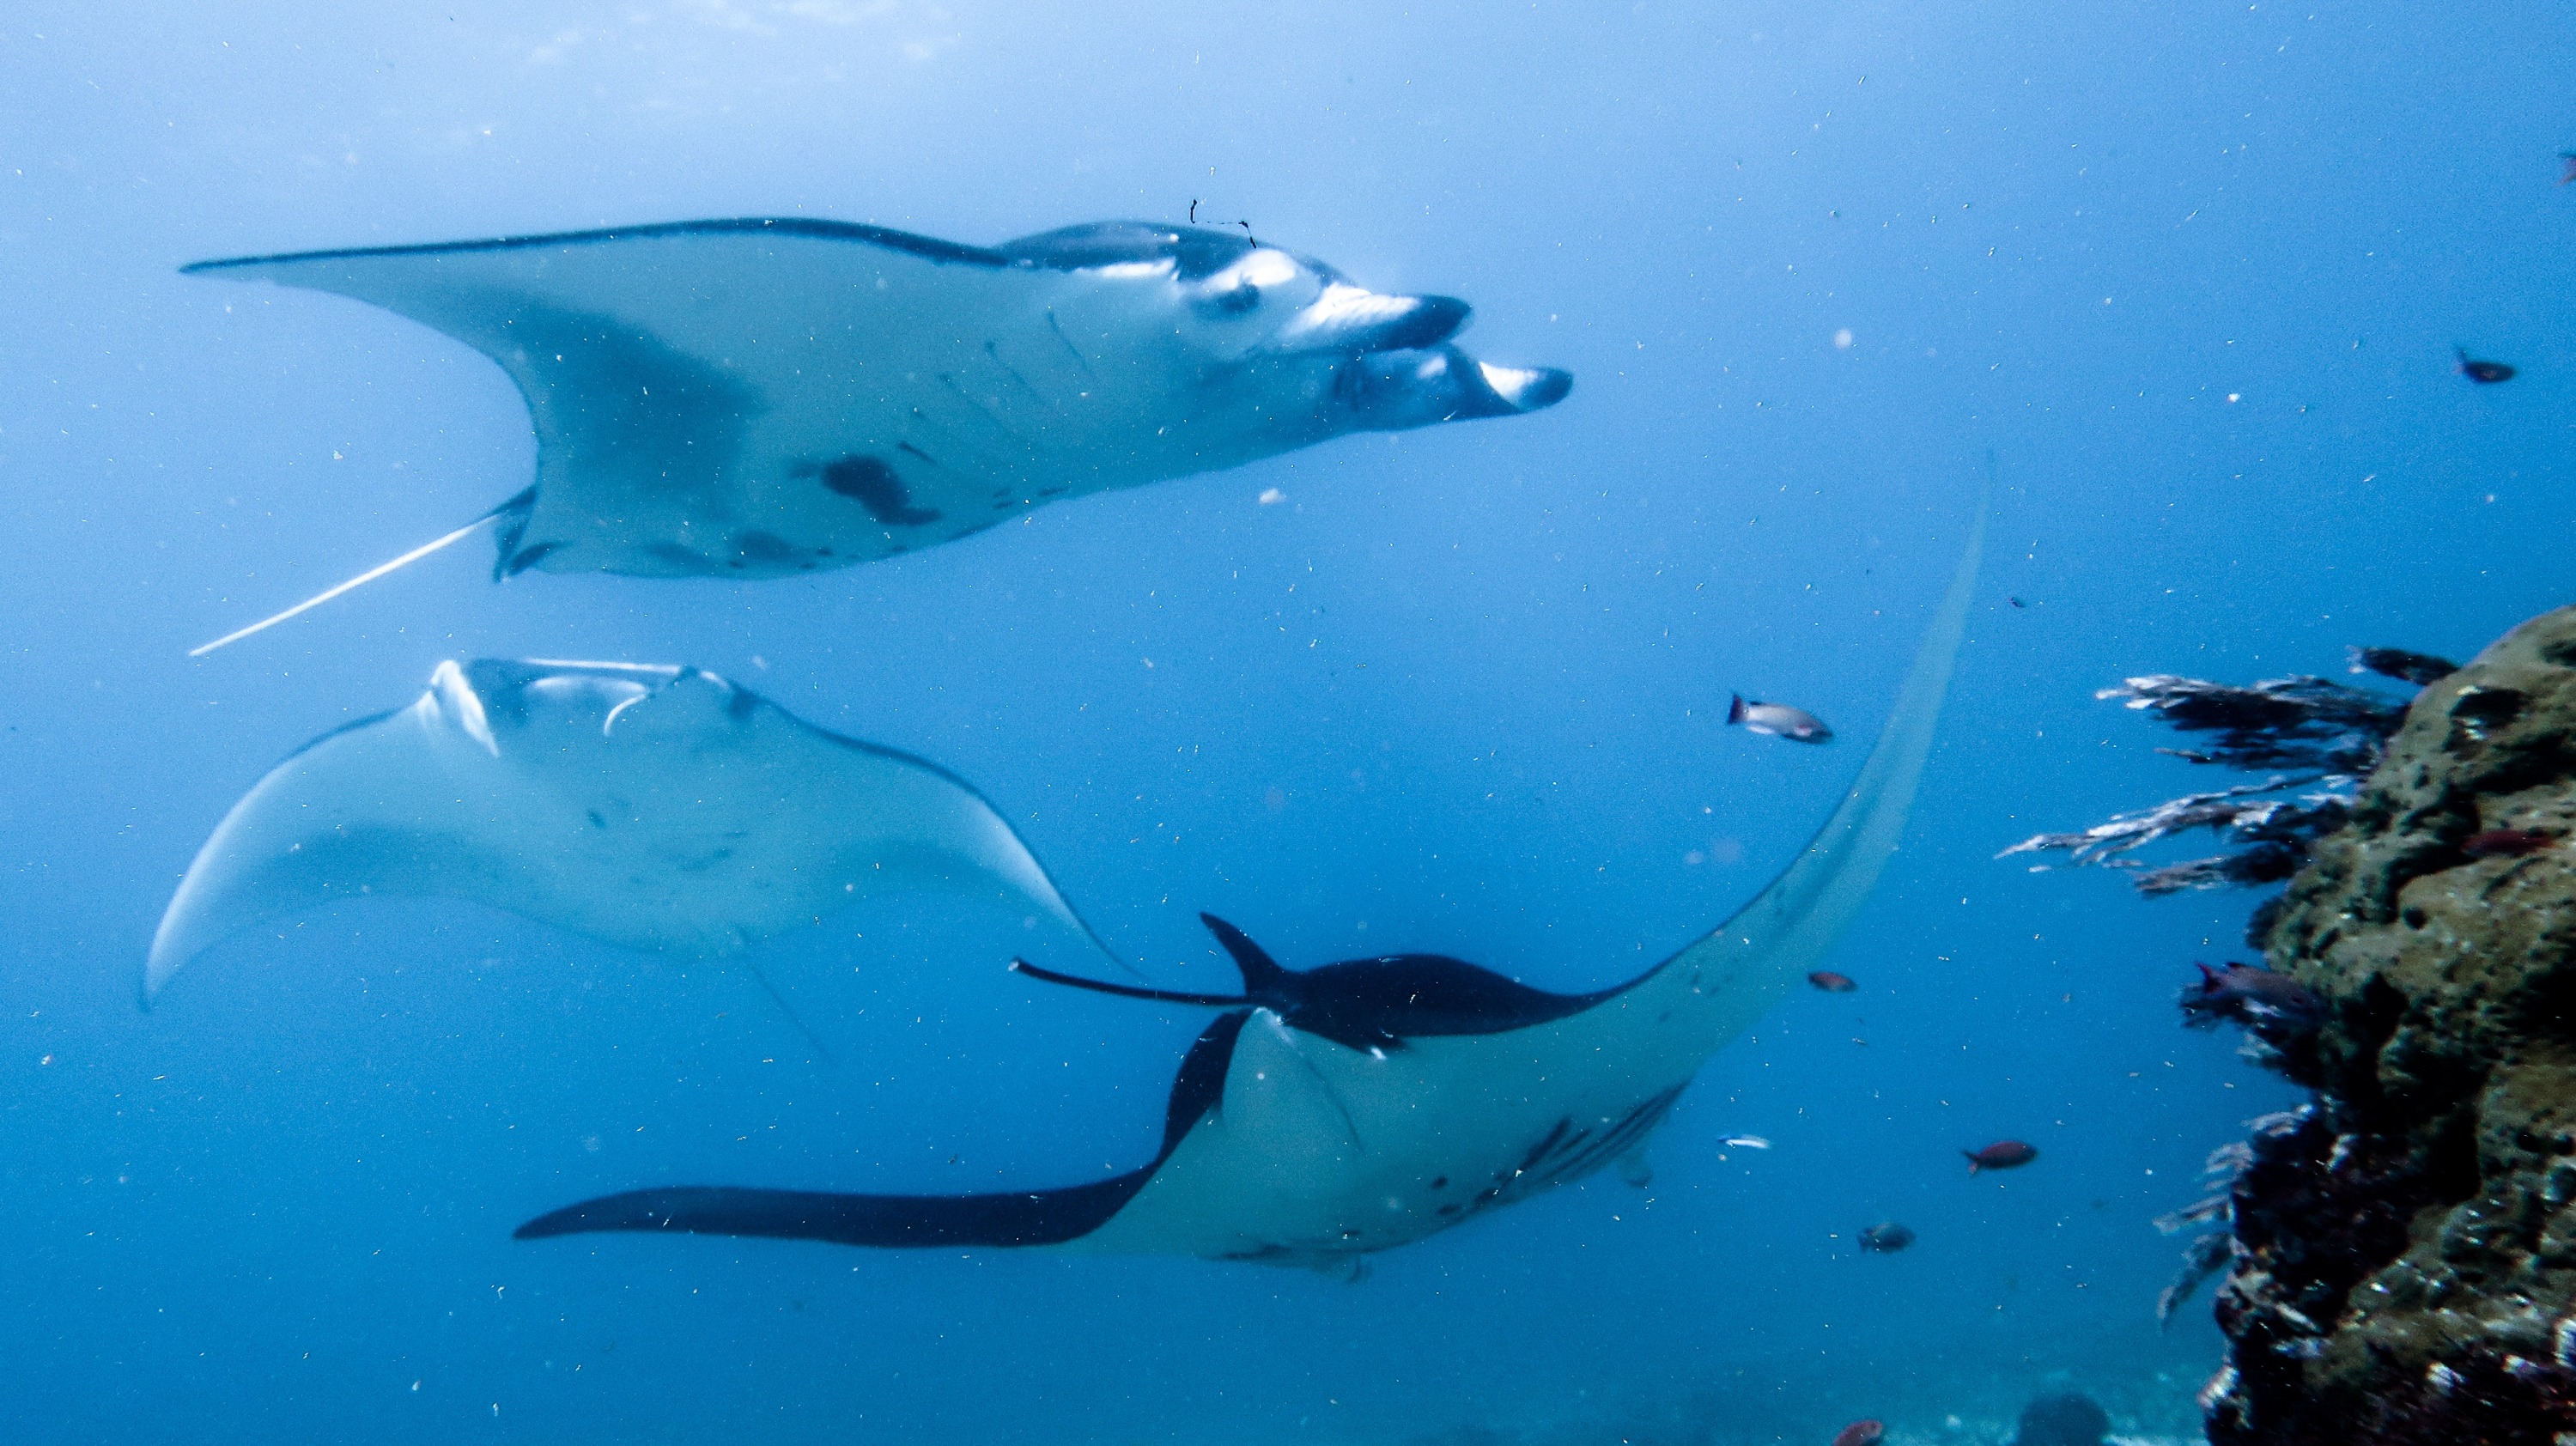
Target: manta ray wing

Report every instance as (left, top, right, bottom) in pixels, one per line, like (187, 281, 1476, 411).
(183, 219, 1570, 589)
(515, 1012, 1249, 1250)
(1077, 482, 1989, 1261)
(147, 658, 1101, 1002)
(513, 1175, 1153, 1250)
(514, 483, 1987, 1265)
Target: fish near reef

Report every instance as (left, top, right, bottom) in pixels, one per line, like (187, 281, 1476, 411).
(1831, 1421, 1886, 1446)
(1807, 970, 1857, 993)
(2456, 348, 2517, 384)
(1857, 1221, 1914, 1253)
(2463, 827, 2557, 860)
(2179, 962, 2324, 1037)
(2347, 646, 2458, 687)
(1965, 1140, 2038, 1174)
(1728, 694, 1833, 744)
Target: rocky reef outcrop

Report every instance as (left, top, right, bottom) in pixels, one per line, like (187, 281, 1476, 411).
(2204, 605, 2576, 1443)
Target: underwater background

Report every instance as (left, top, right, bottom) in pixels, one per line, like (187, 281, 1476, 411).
(4, 3, 2573, 1441)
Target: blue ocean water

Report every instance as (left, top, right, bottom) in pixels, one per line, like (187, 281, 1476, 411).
(4, 3, 2572, 1441)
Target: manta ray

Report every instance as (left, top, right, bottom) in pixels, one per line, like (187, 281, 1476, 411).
(181, 218, 1572, 653)
(148, 658, 1108, 1006)
(513, 494, 1986, 1268)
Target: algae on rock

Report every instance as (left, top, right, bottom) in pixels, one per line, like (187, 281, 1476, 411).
(2206, 605, 2576, 1444)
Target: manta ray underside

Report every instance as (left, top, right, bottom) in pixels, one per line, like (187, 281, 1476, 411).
(182, 218, 1571, 652)
(148, 658, 1109, 1005)
(516, 491, 1987, 1268)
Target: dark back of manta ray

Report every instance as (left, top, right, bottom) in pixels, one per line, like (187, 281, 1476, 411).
(1261, 954, 1615, 1052)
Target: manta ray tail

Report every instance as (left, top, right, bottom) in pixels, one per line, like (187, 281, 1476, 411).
(1009, 957, 1249, 1007)
(1009, 914, 1288, 1005)
(187, 491, 530, 658)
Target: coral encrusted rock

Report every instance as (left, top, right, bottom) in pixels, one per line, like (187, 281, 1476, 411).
(2203, 605, 2576, 1444)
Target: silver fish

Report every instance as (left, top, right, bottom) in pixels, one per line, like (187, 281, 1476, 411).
(1719, 1133, 1772, 1151)
(1728, 695, 1833, 744)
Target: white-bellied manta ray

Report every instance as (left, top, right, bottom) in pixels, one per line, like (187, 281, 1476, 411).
(513, 492, 1987, 1269)
(147, 658, 1112, 1006)
(179, 218, 1572, 653)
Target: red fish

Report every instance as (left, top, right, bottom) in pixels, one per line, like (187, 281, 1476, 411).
(2180, 962, 2324, 1037)
(1965, 1140, 2038, 1174)
(1831, 1422, 1886, 1446)
(2464, 828, 2556, 860)
(1807, 970, 1857, 993)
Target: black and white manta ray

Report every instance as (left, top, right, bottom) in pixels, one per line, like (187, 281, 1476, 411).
(148, 658, 1111, 1006)
(513, 495, 1985, 1269)
(181, 218, 1571, 652)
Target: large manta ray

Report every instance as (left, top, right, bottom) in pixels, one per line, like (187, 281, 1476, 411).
(180, 218, 1571, 651)
(148, 658, 1107, 1004)
(514, 495, 1985, 1268)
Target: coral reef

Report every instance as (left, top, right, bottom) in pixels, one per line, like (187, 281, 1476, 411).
(2099, 671, 2403, 774)
(1997, 653, 2423, 1328)
(2200, 605, 2576, 1444)
(1999, 660, 2433, 914)
(1999, 780, 2355, 902)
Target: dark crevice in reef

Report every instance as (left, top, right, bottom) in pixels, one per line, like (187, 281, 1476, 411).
(2206, 1109, 2445, 1443)
(2201, 605, 2576, 1445)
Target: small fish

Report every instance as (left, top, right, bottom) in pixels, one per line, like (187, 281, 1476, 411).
(2347, 645, 2458, 687)
(2008, 595, 2027, 609)
(1965, 1140, 2038, 1174)
(1807, 970, 1857, 993)
(1728, 694, 1833, 744)
(2464, 827, 2557, 860)
(2179, 962, 2324, 1036)
(2456, 347, 2517, 385)
(1831, 1421, 1886, 1446)
(2561, 153, 2576, 186)
(1720, 1133, 1772, 1151)
(1857, 1221, 1915, 1253)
